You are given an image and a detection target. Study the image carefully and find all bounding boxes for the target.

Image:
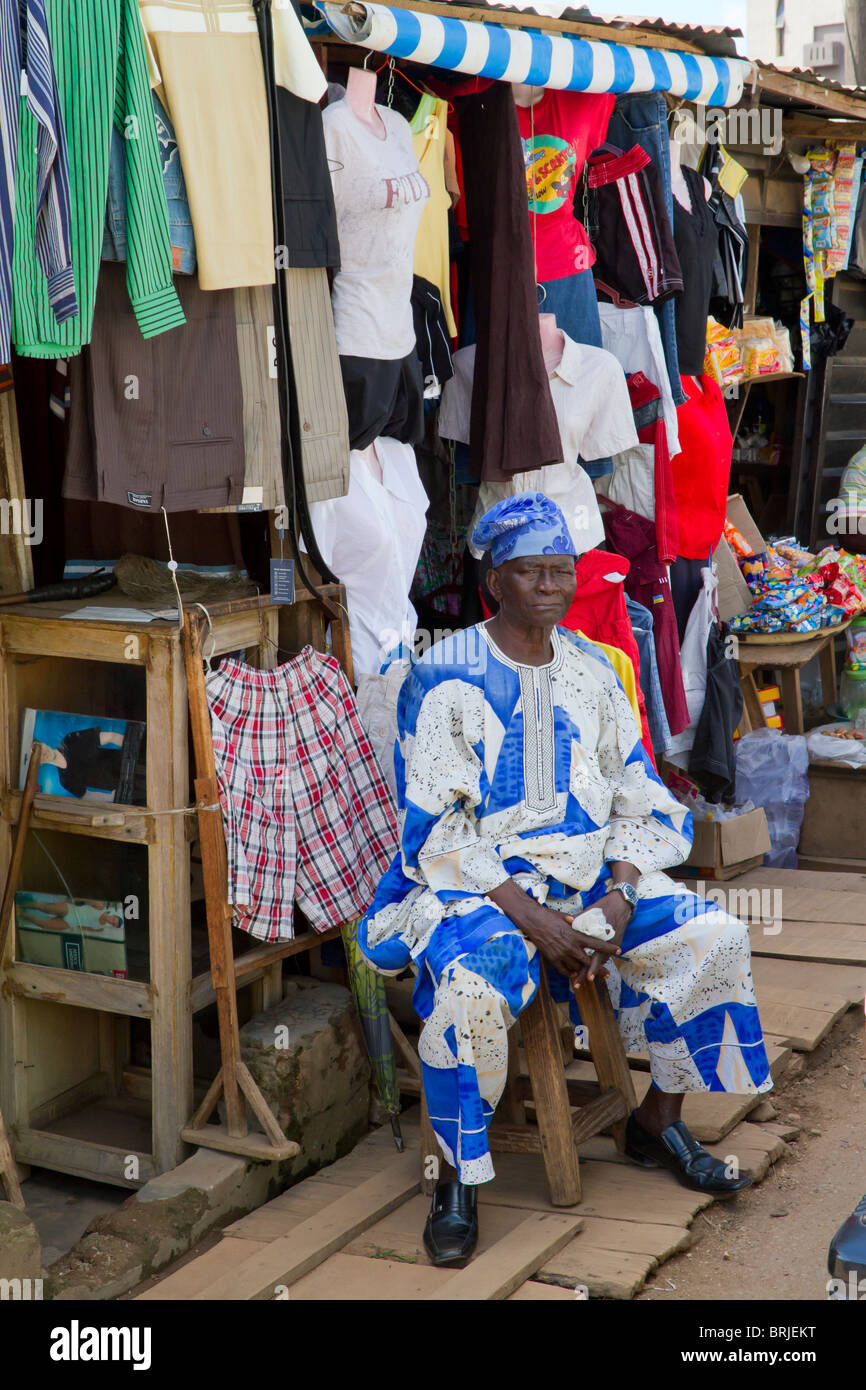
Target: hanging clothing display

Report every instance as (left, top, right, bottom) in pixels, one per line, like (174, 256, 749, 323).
(704, 145, 748, 330)
(323, 98, 430, 361)
(140, 0, 327, 289)
(13, 0, 184, 358)
(588, 146, 684, 308)
(411, 274, 453, 402)
(284, 268, 350, 504)
(355, 660, 412, 803)
(688, 622, 743, 801)
(666, 564, 718, 761)
(514, 89, 615, 283)
(455, 83, 561, 483)
(605, 93, 685, 407)
(598, 301, 680, 458)
(64, 262, 244, 512)
(627, 370, 678, 564)
(673, 166, 719, 375)
(440, 336, 636, 463)
(441, 334, 637, 530)
(411, 95, 457, 336)
(102, 90, 195, 275)
(276, 84, 340, 271)
(308, 439, 429, 676)
(559, 547, 653, 760)
(600, 495, 690, 736)
(626, 594, 674, 756)
(670, 373, 733, 560)
(206, 650, 398, 942)
(339, 350, 424, 453)
(1, 0, 77, 365)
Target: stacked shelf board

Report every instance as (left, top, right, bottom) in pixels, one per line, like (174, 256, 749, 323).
(0, 586, 349, 1188)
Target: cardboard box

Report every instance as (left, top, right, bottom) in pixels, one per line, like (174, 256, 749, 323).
(713, 493, 764, 623)
(799, 761, 866, 860)
(685, 807, 772, 875)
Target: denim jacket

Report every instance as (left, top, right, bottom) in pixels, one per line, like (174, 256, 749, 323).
(102, 93, 195, 274)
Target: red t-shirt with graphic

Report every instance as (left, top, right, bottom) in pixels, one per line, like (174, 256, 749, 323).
(516, 89, 615, 283)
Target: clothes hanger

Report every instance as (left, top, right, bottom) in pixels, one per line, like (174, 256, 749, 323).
(374, 56, 454, 113)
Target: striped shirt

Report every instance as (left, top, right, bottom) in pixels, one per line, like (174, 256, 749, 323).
(12, 0, 184, 358)
(1, 0, 78, 364)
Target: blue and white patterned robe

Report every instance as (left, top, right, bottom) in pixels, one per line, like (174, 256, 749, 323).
(359, 623, 772, 1184)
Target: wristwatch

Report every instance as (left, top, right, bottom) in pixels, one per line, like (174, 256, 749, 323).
(606, 881, 639, 916)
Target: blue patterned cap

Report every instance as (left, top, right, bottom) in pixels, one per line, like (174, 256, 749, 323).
(471, 491, 577, 567)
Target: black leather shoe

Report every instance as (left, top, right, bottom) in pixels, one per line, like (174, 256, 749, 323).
(625, 1113, 752, 1196)
(423, 1181, 479, 1267)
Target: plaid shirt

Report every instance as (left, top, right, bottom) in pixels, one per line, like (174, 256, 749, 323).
(206, 648, 397, 943)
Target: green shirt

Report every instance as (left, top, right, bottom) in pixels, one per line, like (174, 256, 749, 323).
(13, 0, 185, 357)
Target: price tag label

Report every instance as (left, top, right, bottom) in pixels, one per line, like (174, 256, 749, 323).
(267, 325, 278, 379)
(269, 557, 295, 605)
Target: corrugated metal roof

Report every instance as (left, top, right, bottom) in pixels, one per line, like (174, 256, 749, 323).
(413, 4, 743, 57)
(757, 61, 866, 101)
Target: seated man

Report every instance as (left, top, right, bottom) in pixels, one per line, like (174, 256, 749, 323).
(358, 492, 772, 1267)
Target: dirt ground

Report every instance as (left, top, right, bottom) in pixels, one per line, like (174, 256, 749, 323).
(638, 1010, 866, 1302)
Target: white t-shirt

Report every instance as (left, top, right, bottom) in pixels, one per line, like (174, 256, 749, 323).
(324, 100, 430, 361)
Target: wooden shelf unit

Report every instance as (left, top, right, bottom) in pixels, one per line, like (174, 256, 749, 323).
(0, 585, 349, 1188)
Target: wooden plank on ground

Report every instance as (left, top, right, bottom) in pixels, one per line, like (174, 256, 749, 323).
(577, 1214, 692, 1260)
(703, 1121, 788, 1182)
(690, 883, 866, 926)
(427, 1212, 582, 1300)
(480, 1151, 713, 1225)
(508, 1280, 577, 1300)
(136, 1238, 269, 1301)
(346, 1193, 525, 1264)
(223, 1182, 356, 1243)
(290, 1252, 451, 1300)
(751, 997, 841, 1051)
(795, 858, 866, 879)
(538, 1236, 660, 1299)
(679, 868, 866, 893)
(751, 955, 866, 1006)
(191, 1166, 420, 1300)
(749, 921, 866, 968)
(563, 1042, 789, 1143)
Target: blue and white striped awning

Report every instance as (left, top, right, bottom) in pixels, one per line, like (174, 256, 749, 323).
(313, 3, 750, 106)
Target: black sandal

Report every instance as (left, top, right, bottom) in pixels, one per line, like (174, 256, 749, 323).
(626, 1113, 752, 1196)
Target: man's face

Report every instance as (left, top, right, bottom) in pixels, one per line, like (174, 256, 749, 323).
(487, 554, 577, 626)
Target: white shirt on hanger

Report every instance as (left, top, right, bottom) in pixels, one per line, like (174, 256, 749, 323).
(307, 438, 429, 675)
(323, 100, 430, 361)
(439, 334, 637, 558)
(597, 302, 681, 458)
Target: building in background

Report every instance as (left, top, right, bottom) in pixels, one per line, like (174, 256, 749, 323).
(747, 0, 853, 84)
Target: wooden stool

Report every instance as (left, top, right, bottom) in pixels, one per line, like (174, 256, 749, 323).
(737, 627, 845, 737)
(419, 970, 637, 1207)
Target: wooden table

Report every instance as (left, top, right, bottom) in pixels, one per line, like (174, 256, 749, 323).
(737, 627, 844, 735)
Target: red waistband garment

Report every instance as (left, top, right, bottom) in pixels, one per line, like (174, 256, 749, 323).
(206, 650, 398, 942)
(627, 370, 679, 565)
(599, 497, 690, 736)
(560, 547, 655, 764)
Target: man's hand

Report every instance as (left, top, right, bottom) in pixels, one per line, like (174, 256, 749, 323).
(567, 892, 631, 989)
(486, 879, 620, 983)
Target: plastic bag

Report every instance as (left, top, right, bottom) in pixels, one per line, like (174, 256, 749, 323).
(666, 566, 717, 760)
(734, 729, 810, 868)
(805, 721, 866, 770)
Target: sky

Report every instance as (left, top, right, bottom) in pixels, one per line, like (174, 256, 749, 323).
(598, 1, 749, 47)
